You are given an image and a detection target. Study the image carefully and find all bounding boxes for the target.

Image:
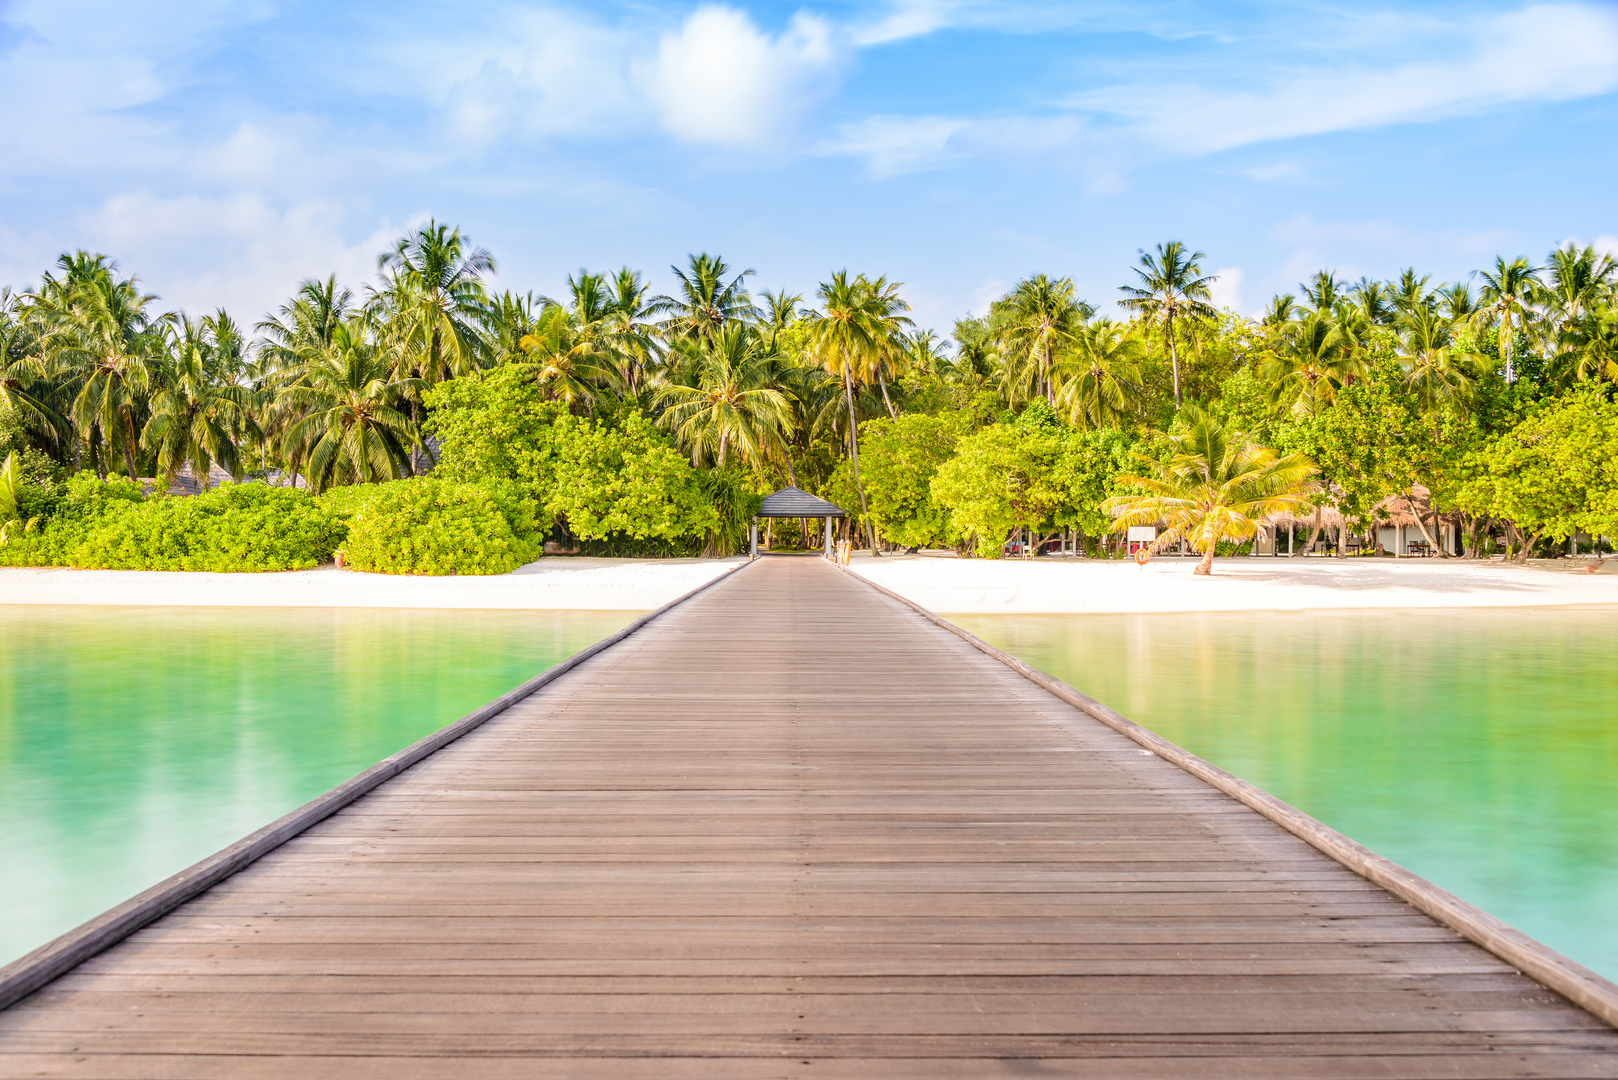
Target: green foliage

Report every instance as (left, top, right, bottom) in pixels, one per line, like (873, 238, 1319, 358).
(334, 477, 544, 576)
(931, 422, 1069, 557)
(695, 467, 763, 557)
(548, 412, 715, 542)
(1102, 407, 1317, 575)
(425, 364, 567, 485)
(1278, 373, 1409, 531)
(1054, 428, 1140, 537)
(854, 412, 970, 549)
(0, 475, 340, 571)
(1459, 387, 1618, 548)
(427, 366, 713, 545)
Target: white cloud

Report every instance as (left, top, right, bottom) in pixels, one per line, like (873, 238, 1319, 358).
(1076, 4, 1618, 154)
(850, 0, 962, 46)
(1207, 266, 1243, 314)
(420, 8, 643, 143)
(1593, 235, 1618, 259)
(971, 277, 1005, 317)
(640, 7, 838, 148)
(825, 115, 968, 176)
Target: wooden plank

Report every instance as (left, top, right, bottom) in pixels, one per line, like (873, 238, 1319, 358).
(2, 556, 1614, 1077)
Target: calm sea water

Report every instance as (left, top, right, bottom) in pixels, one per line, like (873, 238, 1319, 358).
(952, 607, 1618, 981)
(0, 605, 635, 966)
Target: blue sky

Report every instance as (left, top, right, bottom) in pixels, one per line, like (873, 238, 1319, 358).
(1, 0, 1615, 332)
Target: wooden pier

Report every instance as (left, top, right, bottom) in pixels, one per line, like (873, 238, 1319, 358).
(2, 557, 1616, 1077)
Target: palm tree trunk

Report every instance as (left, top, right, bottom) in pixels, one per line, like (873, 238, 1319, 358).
(1195, 544, 1215, 575)
(842, 369, 879, 556)
(121, 408, 138, 480)
(1166, 311, 1182, 407)
(717, 431, 727, 466)
(878, 373, 897, 420)
(1304, 506, 1323, 554)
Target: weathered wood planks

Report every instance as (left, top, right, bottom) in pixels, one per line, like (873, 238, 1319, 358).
(2, 557, 1615, 1078)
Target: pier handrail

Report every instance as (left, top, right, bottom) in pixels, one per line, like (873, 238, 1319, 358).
(0, 560, 753, 1013)
(842, 562, 1618, 1029)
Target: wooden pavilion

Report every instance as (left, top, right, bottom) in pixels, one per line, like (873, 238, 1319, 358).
(751, 485, 846, 559)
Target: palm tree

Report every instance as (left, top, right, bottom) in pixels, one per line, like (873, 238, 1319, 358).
(652, 253, 756, 343)
(946, 318, 999, 394)
(995, 274, 1092, 406)
(1561, 301, 1618, 383)
(807, 271, 912, 551)
(1102, 408, 1317, 576)
(1262, 311, 1360, 416)
(758, 289, 804, 352)
(485, 290, 545, 366)
(1298, 270, 1347, 314)
(53, 267, 168, 479)
(514, 306, 613, 409)
(277, 321, 421, 492)
(604, 268, 660, 396)
(1542, 244, 1615, 331)
(143, 314, 251, 488)
(0, 290, 70, 455)
(1259, 294, 1298, 327)
(1391, 269, 1435, 318)
(1117, 242, 1218, 406)
(256, 276, 352, 368)
(0, 452, 39, 543)
(370, 220, 494, 384)
(653, 325, 792, 468)
(1436, 282, 1478, 322)
(1054, 319, 1143, 429)
(1349, 277, 1394, 325)
(860, 275, 915, 418)
(1475, 256, 1541, 382)
(1397, 307, 1480, 413)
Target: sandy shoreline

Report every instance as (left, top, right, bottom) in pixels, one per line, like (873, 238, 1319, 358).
(849, 553, 1618, 614)
(2, 554, 1615, 614)
(0, 559, 741, 611)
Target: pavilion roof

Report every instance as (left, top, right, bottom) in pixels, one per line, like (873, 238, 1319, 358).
(759, 486, 846, 518)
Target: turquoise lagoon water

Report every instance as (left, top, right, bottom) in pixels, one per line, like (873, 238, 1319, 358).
(953, 607, 1618, 982)
(0, 605, 635, 966)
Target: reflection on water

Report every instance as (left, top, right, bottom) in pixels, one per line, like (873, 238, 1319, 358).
(0, 605, 635, 965)
(953, 606, 1618, 981)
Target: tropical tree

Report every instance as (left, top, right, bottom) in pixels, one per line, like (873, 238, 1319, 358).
(807, 271, 912, 550)
(652, 253, 756, 343)
(370, 220, 494, 385)
(1262, 311, 1359, 416)
(995, 274, 1091, 406)
(278, 321, 422, 492)
(0, 451, 38, 543)
(1475, 256, 1541, 382)
(514, 306, 614, 409)
(1054, 319, 1142, 429)
(604, 268, 660, 396)
(1397, 308, 1479, 413)
(653, 325, 793, 468)
(53, 266, 168, 479)
(1103, 408, 1317, 575)
(1117, 242, 1218, 406)
(143, 313, 252, 488)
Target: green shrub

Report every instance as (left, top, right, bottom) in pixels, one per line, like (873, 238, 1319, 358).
(0, 474, 341, 571)
(335, 477, 545, 575)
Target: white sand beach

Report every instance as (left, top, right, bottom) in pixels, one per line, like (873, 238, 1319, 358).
(0, 558, 741, 611)
(849, 553, 1618, 614)
(3, 554, 1616, 614)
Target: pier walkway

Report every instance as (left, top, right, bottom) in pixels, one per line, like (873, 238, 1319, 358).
(3, 557, 1616, 1077)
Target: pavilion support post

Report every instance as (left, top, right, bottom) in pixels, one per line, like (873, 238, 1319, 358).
(749, 520, 758, 562)
(824, 517, 833, 559)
